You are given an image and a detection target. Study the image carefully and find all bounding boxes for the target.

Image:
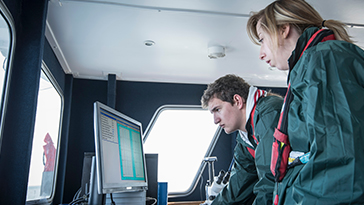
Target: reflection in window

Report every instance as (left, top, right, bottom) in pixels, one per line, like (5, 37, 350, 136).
(143, 107, 218, 193)
(27, 64, 63, 201)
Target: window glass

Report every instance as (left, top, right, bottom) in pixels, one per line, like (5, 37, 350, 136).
(0, 4, 11, 149)
(143, 107, 218, 193)
(27, 65, 63, 201)
(0, 15, 9, 93)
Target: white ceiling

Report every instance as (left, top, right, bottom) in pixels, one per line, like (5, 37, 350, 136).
(46, 0, 364, 88)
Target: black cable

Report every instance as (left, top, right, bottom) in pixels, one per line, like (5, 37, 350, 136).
(68, 196, 88, 205)
(68, 188, 82, 205)
(110, 193, 116, 205)
(68, 187, 90, 205)
(146, 197, 157, 205)
(73, 188, 81, 201)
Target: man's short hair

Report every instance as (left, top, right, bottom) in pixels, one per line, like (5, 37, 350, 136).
(201, 74, 250, 109)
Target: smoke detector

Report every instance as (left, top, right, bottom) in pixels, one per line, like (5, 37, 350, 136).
(208, 45, 225, 59)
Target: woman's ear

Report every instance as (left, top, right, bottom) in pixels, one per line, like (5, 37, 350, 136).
(280, 23, 291, 39)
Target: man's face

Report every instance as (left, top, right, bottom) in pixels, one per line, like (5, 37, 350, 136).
(207, 96, 246, 134)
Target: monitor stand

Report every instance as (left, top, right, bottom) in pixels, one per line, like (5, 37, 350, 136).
(89, 156, 104, 205)
(105, 191, 146, 205)
(88, 156, 147, 205)
(80, 152, 94, 198)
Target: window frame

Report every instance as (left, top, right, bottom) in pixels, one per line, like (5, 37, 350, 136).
(26, 61, 64, 205)
(143, 104, 222, 198)
(0, 0, 16, 154)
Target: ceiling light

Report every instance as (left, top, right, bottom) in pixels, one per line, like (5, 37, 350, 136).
(208, 45, 225, 59)
(144, 40, 155, 46)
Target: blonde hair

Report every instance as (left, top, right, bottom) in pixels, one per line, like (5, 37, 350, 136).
(247, 0, 353, 48)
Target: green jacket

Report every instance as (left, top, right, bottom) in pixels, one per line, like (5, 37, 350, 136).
(276, 27, 364, 204)
(212, 95, 283, 205)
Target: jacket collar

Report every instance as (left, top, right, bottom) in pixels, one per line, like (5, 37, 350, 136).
(287, 27, 320, 83)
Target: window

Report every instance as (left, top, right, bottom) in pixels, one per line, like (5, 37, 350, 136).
(0, 1, 14, 152)
(0, 12, 10, 93)
(26, 62, 63, 202)
(143, 105, 220, 196)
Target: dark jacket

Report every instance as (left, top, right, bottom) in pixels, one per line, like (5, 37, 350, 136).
(276, 27, 364, 204)
(212, 95, 283, 205)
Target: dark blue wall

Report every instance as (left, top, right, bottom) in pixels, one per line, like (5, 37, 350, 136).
(63, 78, 107, 203)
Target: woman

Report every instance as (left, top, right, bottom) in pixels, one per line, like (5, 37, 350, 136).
(247, 0, 364, 204)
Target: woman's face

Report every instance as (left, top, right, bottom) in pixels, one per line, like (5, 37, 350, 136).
(256, 20, 291, 71)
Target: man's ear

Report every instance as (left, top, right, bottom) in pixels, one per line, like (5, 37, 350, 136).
(280, 23, 291, 39)
(233, 94, 245, 109)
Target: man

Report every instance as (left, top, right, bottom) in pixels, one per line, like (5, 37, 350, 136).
(201, 74, 283, 205)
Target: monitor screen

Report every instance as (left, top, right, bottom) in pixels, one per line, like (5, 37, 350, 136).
(93, 101, 148, 194)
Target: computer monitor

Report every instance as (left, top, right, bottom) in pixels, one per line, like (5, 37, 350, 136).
(93, 101, 148, 195)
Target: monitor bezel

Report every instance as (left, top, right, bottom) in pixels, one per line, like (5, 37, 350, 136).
(93, 101, 148, 194)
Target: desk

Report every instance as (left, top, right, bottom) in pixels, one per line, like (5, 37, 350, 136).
(168, 201, 204, 205)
